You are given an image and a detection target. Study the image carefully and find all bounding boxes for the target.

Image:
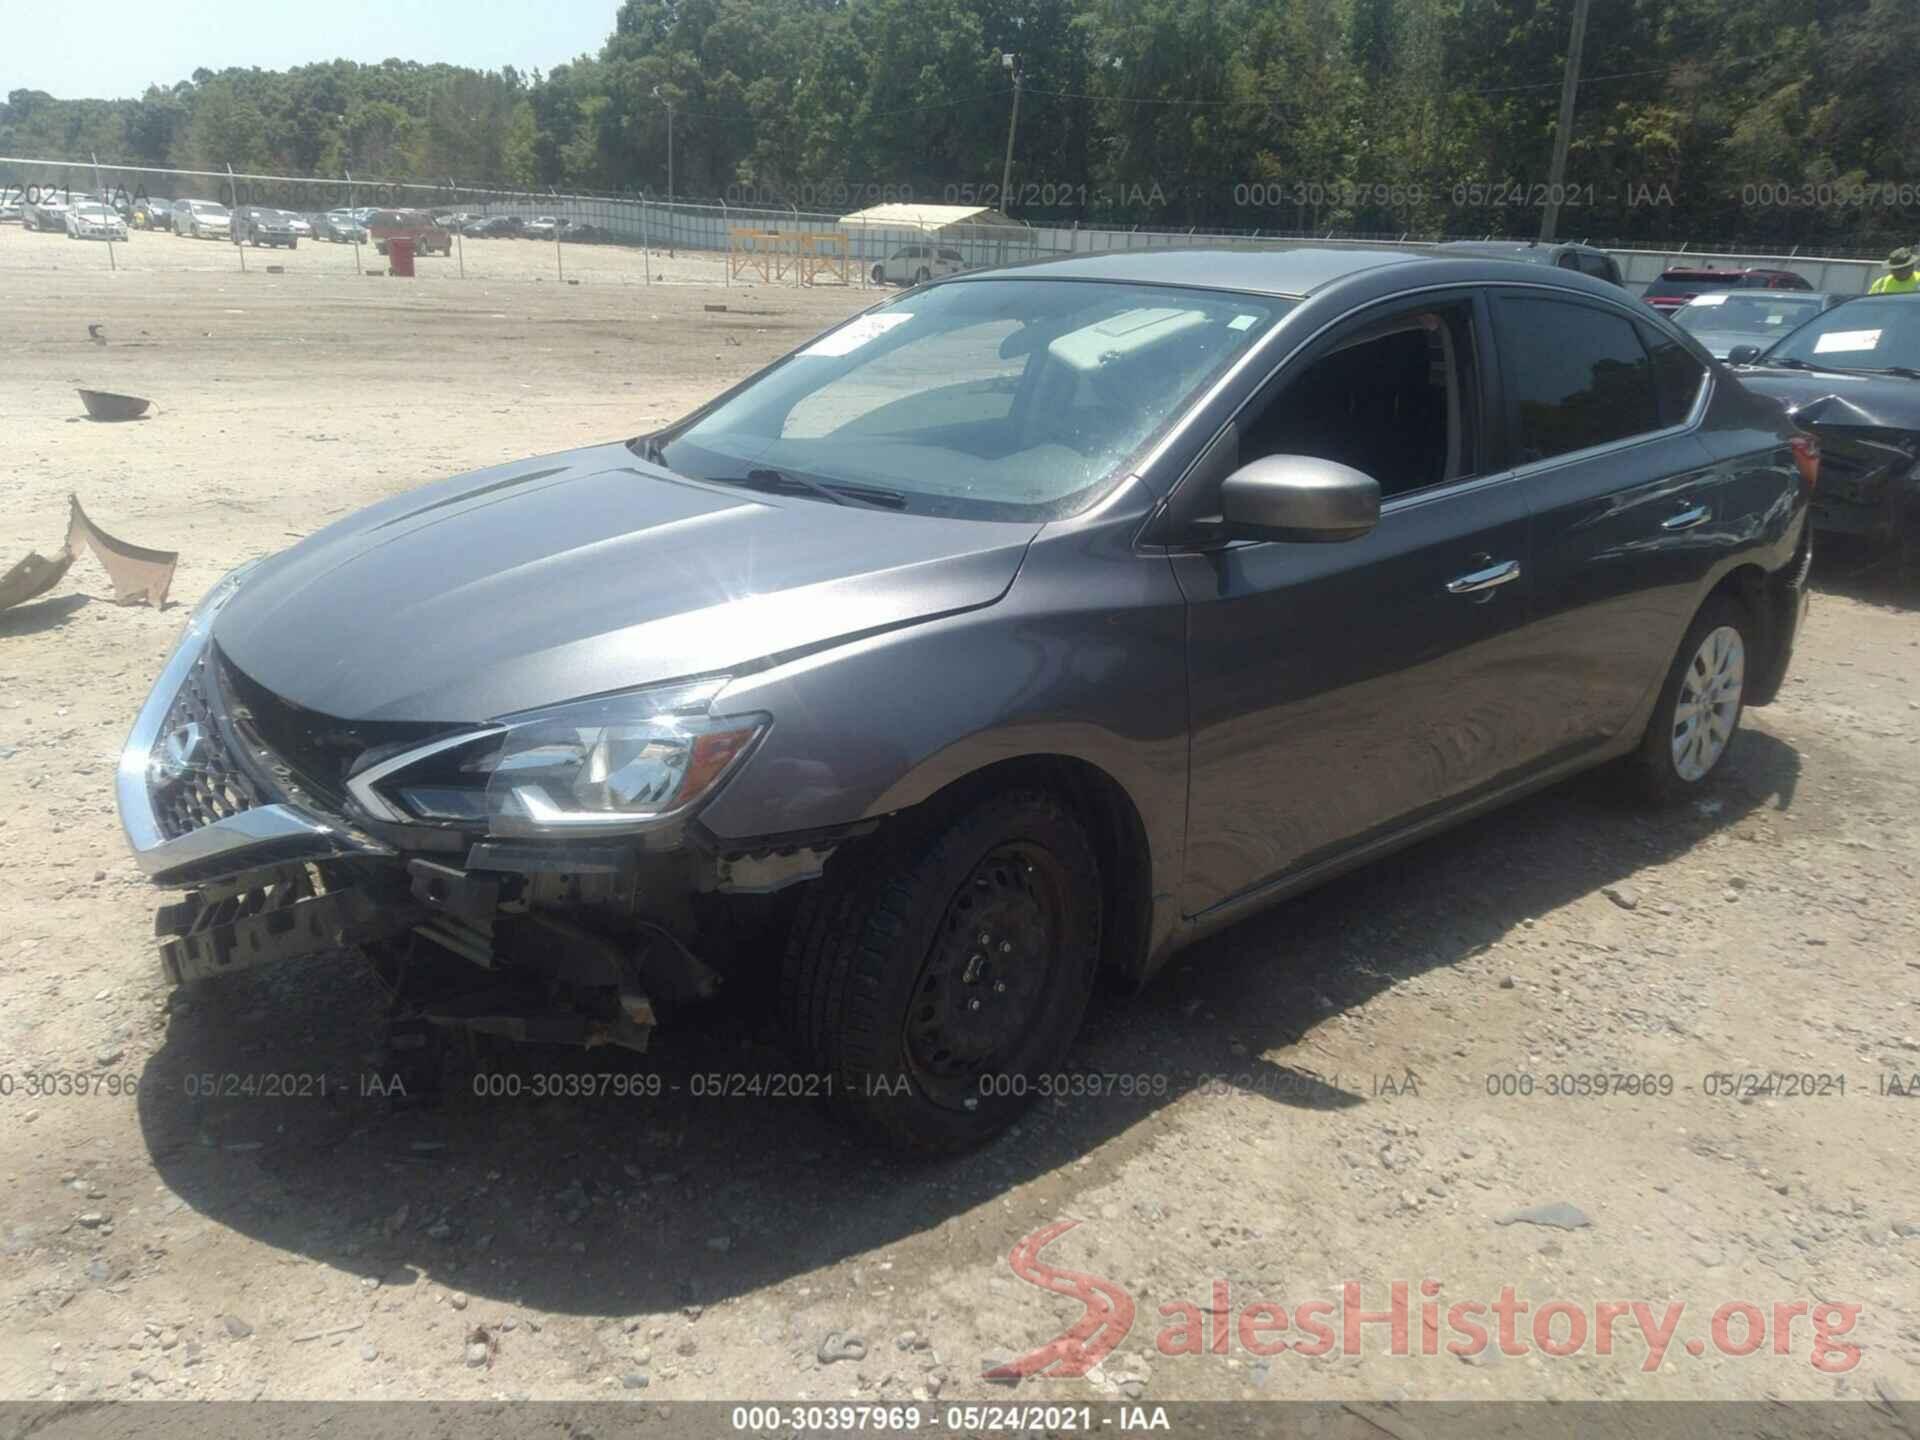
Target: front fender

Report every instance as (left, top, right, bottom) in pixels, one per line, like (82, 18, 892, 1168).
(700, 504, 1190, 962)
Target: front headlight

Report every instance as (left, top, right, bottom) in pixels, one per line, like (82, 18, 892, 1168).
(352, 678, 768, 838)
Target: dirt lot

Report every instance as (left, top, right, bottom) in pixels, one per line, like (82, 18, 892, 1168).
(1, 219, 1917, 1409)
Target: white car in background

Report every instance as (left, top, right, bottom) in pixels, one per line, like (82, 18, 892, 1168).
(65, 202, 129, 241)
(870, 242, 969, 286)
(280, 209, 313, 238)
(173, 198, 232, 239)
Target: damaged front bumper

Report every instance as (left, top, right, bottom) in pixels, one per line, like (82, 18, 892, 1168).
(117, 601, 851, 1049)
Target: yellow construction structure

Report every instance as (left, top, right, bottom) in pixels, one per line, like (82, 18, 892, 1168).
(728, 227, 851, 286)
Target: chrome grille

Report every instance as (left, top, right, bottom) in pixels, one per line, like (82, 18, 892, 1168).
(149, 660, 267, 841)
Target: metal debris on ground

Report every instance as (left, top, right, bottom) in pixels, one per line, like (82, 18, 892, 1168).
(76, 388, 153, 421)
(0, 548, 76, 613)
(67, 495, 179, 607)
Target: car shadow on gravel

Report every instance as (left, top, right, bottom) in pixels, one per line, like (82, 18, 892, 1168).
(134, 732, 1799, 1319)
(1812, 538, 1920, 611)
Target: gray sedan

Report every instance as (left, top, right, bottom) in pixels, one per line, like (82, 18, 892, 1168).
(116, 248, 1812, 1150)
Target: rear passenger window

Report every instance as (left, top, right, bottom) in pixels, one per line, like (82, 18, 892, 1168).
(1494, 297, 1659, 464)
(1637, 322, 1708, 425)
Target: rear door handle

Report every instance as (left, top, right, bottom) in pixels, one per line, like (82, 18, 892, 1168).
(1661, 503, 1712, 531)
(1445, 559, 1522, 595)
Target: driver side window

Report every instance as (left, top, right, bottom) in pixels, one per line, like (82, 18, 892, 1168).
(1235, 301, 1482, 501)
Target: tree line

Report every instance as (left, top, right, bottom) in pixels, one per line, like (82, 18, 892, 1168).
(4, 0, 1917, 251)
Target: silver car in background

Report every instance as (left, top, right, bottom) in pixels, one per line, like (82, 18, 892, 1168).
(173, 198, 232, 239)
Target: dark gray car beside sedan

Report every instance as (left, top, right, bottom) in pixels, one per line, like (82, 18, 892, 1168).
(117, 247, 1814, 1150)
(1728, 292, 1920, 544)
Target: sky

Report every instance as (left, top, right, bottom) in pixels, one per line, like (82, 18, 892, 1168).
(2, 0, 617, 101)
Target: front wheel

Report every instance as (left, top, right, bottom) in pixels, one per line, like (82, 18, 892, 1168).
(1633, 596, 1752, 801)
(782, 790, 1103, 1151)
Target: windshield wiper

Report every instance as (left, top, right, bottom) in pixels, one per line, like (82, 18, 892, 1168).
(710, 467, 908, 511)
(1879, 365, 1920, 380)
(1760, 356, 1817, 370)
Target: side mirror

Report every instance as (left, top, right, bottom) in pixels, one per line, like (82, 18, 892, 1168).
(1218, 455, 1381, 544)
(1726, 344, 1762, 366)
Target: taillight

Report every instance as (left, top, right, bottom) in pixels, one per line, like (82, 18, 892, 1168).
(1789, 433, 1819, 494)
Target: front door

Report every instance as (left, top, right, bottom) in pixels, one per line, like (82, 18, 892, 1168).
(1172, 293, 1547, 916)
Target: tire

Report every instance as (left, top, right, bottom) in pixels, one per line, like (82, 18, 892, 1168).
(288, 238, 297, 249)
(781, 789, 1103, 1152)
(914, 266, 931, 285)
(871, 263, 887, 284)
(1632, 595, 1753, 802)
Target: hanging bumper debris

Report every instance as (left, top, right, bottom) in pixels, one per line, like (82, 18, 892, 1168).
(0, 497, 180, 613)
(67, 494, 178, 608)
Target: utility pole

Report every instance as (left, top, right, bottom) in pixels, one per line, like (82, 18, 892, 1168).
(1539, 0, 1591, 243)
(999, 53, 1022, 213)
(653, 85, 674, 207)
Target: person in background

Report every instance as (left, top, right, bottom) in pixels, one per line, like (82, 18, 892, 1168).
(1868, 247, 1917, 295)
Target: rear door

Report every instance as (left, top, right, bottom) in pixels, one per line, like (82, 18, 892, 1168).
(1175, 290, 1549, 915)
(1491, 289, 1722, 750)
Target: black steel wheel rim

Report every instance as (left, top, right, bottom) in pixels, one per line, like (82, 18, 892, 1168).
(904, 840, 1066, 1111)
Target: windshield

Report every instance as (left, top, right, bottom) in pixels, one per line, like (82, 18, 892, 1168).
(1676, 293, 1825, 338)
(652, 279, 1286, 521)
(1761, 298, 1920, 373)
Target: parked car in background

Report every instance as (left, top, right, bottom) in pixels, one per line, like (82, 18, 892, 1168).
(1731, 293, 1920, 544)
(116, 248, 1813, 1151)
(280, 210, 313, 238)
(312, 209, 367, 244)
(1672, 290, 1846, 359)
(65, 201, 129, 241)
(22, 193, 72, 231)
(465, 215, 524, 238)
(1432, 238, 1625, 287)
(438, 211, 482, 230)
(133, 195, 171, 230)
(525, 214, 563, 240)
(173, 198, 232, 240)
(557, 219, 609, 244)
(367, 208, 453, 256)
(231, 205, 298, 248)
(0, 196, 22, 224)
(872, 242, 969, 285)
(1642, 266, 1813, 313)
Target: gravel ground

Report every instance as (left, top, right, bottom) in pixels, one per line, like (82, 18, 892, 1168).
(1, 220, 1918, 1408)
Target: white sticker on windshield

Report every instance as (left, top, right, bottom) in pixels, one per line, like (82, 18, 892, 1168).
(1228, 313, 1259, 331)
(1765, 313, 1786, 325)
(1813, 328, 1882, 354)
(802, 312, 913, 357)
(1689, 293, 1728, 306)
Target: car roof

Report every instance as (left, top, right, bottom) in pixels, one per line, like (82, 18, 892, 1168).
(1433, 239, 1602, 260)
(962, 245, 1434, 299)
(950, 244, 1652, 307)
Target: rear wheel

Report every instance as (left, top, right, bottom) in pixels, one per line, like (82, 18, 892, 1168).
(1633, 596, 1752, 801)
(914, 266, 931, 285)
(782, 790, 1103, 1151)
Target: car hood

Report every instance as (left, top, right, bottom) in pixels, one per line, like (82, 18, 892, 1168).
(214, 442, 1040, 722)
(1734, 367, 1920, 431)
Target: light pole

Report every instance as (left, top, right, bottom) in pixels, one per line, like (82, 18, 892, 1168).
(653, 85, 674, 207)
(998, 53, 1021, 214)
(1539, 0, 1591, 243)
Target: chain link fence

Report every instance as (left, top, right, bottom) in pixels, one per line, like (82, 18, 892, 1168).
(0, 156, 1891, 295)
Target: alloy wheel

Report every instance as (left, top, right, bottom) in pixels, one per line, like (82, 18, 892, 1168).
(1671, 624, 1744, 781)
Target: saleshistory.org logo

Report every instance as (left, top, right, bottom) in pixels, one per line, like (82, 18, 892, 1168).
(985, 1222, 1862, 1379)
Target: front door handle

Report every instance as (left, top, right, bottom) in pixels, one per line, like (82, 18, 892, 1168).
(1661, 503, 1712, 531)
(1445, 559, 1522, 595)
